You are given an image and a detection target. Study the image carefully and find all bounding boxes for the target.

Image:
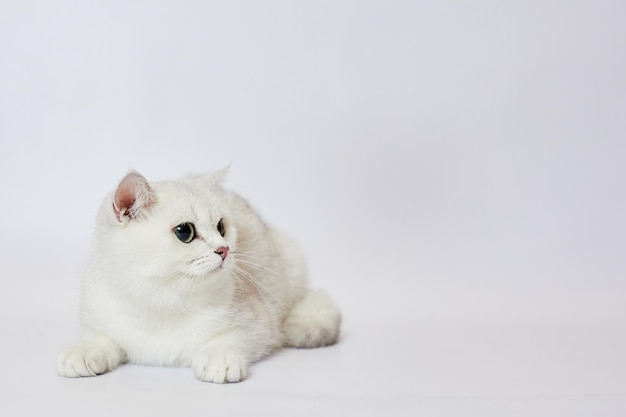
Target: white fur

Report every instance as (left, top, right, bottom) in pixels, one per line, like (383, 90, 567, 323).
(57, 169, 341, 383)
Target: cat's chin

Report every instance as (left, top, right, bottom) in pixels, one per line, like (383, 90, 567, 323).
(184, 263, 231, 279)
(182, 254, 233, 278)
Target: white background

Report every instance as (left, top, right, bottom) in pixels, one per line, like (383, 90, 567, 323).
(1, 1, 625, 416)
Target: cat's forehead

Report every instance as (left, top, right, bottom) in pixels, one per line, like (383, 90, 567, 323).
(153, 181, 224, 217)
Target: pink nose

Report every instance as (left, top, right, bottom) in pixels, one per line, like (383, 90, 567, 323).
(215, 246, 229, 260)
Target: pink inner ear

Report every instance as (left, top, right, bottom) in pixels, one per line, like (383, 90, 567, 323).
(113, 172, 154, 222)
(113, 187, 136, 221)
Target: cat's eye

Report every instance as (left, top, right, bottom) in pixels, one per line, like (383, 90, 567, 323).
(217, 219, 225, 237)
(174, 223, 195, 243)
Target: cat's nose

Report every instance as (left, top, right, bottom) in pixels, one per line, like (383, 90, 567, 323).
(215, 246, 229, 260)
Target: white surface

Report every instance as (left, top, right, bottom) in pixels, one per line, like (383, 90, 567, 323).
(1, 1, 625, 416)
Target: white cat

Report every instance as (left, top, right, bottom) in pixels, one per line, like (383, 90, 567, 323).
(57, 168, 341, 383)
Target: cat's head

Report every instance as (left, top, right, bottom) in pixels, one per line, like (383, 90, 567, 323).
(96, 168, 238, 286)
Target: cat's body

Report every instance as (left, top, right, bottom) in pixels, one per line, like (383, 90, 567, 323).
(57, 169, 341, 383)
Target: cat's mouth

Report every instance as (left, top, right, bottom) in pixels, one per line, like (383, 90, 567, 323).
(185, 255, 228, 277)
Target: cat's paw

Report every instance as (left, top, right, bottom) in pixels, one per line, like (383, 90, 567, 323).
(192, 352, 248, 383)
(57, 335, 124, 378)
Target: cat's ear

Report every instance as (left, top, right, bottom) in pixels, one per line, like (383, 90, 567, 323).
(195, 165, 230, 188)
(113, 171, 156, 223)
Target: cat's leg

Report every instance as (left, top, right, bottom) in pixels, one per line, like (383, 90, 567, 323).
(282, 289, 341, 348)
(191, 334, 250, 384)
(57, 332, 125, 377)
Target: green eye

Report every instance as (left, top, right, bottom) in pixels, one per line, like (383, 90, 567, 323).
(174, 223, 195, 243)
(217, 219, 225, 237)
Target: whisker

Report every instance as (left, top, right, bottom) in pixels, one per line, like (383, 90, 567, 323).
(231, 266, 267, 302)
(231, 265, 289, 309)
(234, 257, 286, 278)
(233, 256, 309, 290)
(231, 247, 274, 255)
(186, 255, 209, 266)
(232, 253, 283, 262)
(230, 270, 249, 296)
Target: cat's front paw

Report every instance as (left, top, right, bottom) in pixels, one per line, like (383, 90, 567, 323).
(192, 352, 248, 383)
(57, 335, 124, 378)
